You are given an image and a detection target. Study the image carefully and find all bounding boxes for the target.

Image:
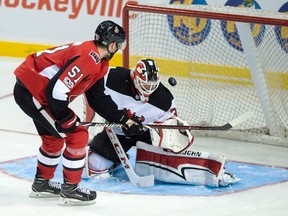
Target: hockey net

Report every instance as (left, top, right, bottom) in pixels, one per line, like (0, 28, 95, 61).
(122, 2, 288, 146)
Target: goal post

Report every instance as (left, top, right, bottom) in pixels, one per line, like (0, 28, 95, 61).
(122, 2, 288, 146)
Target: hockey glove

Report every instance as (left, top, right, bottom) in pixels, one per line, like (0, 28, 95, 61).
(122, 109, 144, 136)
(55, 110, 79, 133)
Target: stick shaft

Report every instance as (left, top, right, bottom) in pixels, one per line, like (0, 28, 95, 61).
(105, 127, 154, 187)
(78, 111, 254, 131)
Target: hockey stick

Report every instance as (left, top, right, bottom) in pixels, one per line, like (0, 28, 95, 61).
(79, 111, 254, 131)
(105, 127, 154, 187)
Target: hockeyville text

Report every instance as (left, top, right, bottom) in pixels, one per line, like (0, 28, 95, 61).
(0, 0, 136, 19)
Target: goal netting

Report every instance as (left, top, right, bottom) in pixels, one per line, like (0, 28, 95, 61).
(122, 2, 288, 146)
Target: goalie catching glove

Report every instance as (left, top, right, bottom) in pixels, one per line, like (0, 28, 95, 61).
(121, 109, 144, 136)
(149, 116, 194, 153)
(55, 109, 80, 133)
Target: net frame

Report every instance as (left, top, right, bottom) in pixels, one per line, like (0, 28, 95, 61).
(123, 2, 288, 68)
(122, 2, 288, 146)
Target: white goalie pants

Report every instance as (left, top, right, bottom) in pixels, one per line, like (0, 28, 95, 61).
(135, 142, 226, 187)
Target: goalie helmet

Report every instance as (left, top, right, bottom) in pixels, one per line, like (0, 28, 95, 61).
(131, 59, 160, 102)
(94, 20, 126, 51)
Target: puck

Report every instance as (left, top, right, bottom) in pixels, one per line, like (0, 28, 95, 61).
(168, 77, 177, 86)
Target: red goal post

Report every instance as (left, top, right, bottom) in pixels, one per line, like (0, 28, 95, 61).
(122, 2, 288, 146)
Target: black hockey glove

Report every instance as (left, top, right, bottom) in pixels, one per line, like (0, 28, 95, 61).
(55, 109, 79, 133)
(121, 109, 144, 136)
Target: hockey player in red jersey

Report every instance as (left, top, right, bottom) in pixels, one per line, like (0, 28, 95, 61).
(13, 20, 127, 206)
(83, 59, 240, 187)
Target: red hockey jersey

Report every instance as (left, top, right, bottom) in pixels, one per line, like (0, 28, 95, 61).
(14, 41, 109, 108)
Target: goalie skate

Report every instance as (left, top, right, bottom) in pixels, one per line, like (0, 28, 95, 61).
(219, 172, 241, 187)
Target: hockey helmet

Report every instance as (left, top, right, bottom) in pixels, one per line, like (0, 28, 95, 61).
(94, 20, 126, 51)
(131, 59, 160, 102)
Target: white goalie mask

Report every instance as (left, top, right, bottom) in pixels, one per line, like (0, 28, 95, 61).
(130, 59, 160, 102)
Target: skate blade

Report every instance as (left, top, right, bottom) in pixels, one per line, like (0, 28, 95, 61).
(233, 177, 241, 184)
(58, 197, 96, 206)
(29, 191, 60, 198)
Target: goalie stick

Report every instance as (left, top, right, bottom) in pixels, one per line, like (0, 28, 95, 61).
(105, 127, 154, 187)
(79, 111, 254, 131)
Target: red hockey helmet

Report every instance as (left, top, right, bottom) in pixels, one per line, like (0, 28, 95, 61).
(131, 59, 160, 102)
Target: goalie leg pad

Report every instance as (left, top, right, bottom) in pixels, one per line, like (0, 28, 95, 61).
(135, 142, 227, 187)
(82, 147, 114, 179)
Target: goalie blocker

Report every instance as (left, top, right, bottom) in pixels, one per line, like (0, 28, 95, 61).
(135, 142, 240, 187)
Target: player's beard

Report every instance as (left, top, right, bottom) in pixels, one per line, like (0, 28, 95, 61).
(105, 47, 118, 61)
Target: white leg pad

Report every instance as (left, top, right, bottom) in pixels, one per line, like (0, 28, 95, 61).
(82, 147, 114, 179)
(88, 152, 114, 172)
(135, 141, 226, 187)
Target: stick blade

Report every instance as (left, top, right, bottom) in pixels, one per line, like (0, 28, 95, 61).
(131, 174, 155, 187)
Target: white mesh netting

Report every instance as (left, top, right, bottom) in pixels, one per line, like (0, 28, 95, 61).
(124, 3, 288, 146)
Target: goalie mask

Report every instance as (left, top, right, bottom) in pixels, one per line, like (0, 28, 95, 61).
(131, 59, 160, 102)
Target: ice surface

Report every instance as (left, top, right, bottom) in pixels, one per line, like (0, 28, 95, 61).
(0, 57, 287, 216)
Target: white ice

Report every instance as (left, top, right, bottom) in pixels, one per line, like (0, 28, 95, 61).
(0, 57, 287, 216)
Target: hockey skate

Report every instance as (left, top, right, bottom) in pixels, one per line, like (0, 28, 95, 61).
(219, 172, 241, 187)
(29, 178, 61, 198)
(58, 183, 97, 206)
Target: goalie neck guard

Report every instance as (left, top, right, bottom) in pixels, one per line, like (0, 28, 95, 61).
(130, 59, 160, 102)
